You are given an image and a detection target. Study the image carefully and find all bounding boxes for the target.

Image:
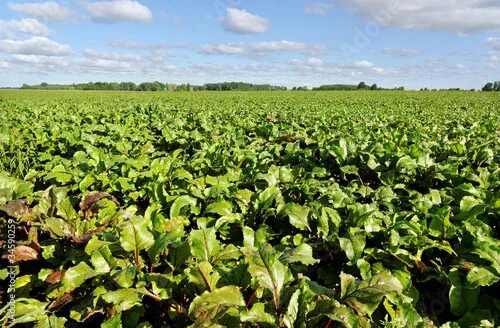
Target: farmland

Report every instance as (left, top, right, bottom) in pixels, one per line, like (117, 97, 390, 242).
(0, 90, 499, 327)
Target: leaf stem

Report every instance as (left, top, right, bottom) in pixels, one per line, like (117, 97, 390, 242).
(246, 289, 257, 308)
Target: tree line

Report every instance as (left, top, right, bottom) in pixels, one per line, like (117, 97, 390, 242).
(482, 81, 500, 91)
(310, 82, 404, 91)
(20, 81, 393, 92)
(18, 81, 498, 91)
(20, 81, 287, 92)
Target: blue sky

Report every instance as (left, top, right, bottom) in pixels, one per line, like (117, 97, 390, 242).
(0, 0, 499, 89)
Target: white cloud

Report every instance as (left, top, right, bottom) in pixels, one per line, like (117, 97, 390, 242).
(203, 44, 245, 55)
(250, 40, 326, 54)
(201, 41, 327, 57)
(425, 57, 446, 65)
(251, 40, 307, 52)
(83, 49, 141, 62)
(338, 0, 500, 33)
(83, 0, 153, 23)
(305, 2, 334, 15)
(222, 8, 269, 34)
(0, 61, 9, 69)
(0, 37, 71, 56)
(289, 57, 386, 77)
(382, 48, 422, 57)
(107, 40, 168, 49)
(486, 37, 500, 51)
(11, 54, 68, 65)
(307, 57, 324, 66)
(74, 58, 135, 72)
(0, 19, 50, 37)
(8, 2, 75, 23)
(488, 54, 499, 68)
(352, 60, 374, 68)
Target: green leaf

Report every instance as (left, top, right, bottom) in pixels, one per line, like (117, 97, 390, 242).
(282, 203, 310, 231)
(112, 265, 137, 288)
(90, 249, 112, 274)
(457, 309, 494, 328)
(331, 138, 348, 162)
(119, 216, 154, 254)
(255, 186, 282, 210)
(170, 195, 197, 218)
(188, 286, 245, 326)
(280, 244, 318, 265)
(246, 243, 293, 311)
(318, 207, 341, 239)
(147, 229, 184, 266)
(36, 315, 67, 328)
(206, 200, 233, 216)
(189, 228, 222, 262)
(339, 233, 366, 264)
(449, 268, 479, 316)
(396, 156, 417, 172)
(101, 289, 142, 312)
(188, 261, 220, 292)
(466, 266, 499, 288)
(341, 273, 402, 316)
(45, 217, 71, 238)
(6, 298, 48, 324)
(283, 289, 300, 328)
(101, 312, 122, 328)
(325, 304, 371, 328)
(428, 206, 454, 239)
(240, 303, 276, 325)
(61, 262, 96, 293)
(45, 164, 73, 184)
(56, 197, 77, 221)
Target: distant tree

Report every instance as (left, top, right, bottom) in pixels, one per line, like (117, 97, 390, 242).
(41, 82, 48, 87)
(370, 83, 378, 90)
(482, 82, 494, 91)
(357, 81, 367, 90)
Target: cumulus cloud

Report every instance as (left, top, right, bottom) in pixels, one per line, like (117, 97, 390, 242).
(83, 49, 141, 62)
(203, 44, 245, 55)
(202, 41, 327, 57)
(337, 0, 500, 33)
(0, 37, 71, 56)
(352, 60, 374, 68)
(382, 48, 422, 57)
(74, 58, 135, 73)
(8, 2, 75, 23)
(107, 39, 169, 49)
(289, 57, 386, 77)
(307, 57, 324, 66)
(222, 8, 269, 34)
(251, 40, 317, 53)
(83, 0, 153, 23)
(305, 2, 334, 15)
(0, 61, 9, 69)
(0, 19, 51, 37)
(11, 54, 68, 65)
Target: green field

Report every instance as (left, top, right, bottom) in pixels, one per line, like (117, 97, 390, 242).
(0, 90, 499, 327)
